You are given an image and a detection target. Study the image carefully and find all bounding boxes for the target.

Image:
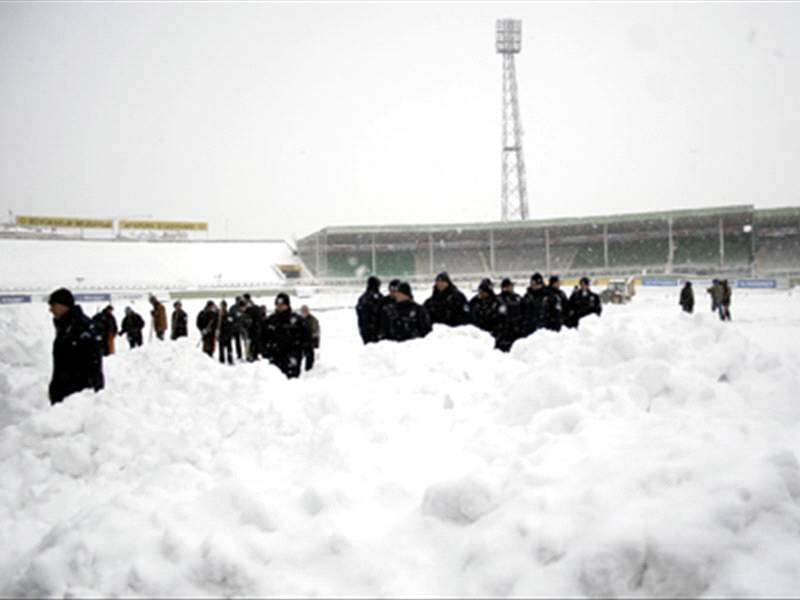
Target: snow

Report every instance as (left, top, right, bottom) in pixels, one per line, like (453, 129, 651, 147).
(1, 288, 800, 597)
(0, 239, 299, 291)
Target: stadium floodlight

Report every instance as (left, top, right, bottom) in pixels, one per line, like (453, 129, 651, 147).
(496, 19, 529, 221)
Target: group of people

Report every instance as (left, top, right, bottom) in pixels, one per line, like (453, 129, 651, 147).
(679, 279, 733, 320)
(356, 271, 603, 351)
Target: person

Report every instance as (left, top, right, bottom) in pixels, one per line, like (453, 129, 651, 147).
(469, 278, 501, 335)
(149, 295, 168, 341)
(92, 305, 118, 356)
(495, 278, 523, 352)
(217, 300, 236, 365)
(300, 305, 320, 371)
(119, 306, 145, 349)
(196, 300, 219, 357)
(379, 282, 432, 342)
(423, 272, 471, 327)
(171, 301, 188, 340)
(262, 293, 312, 378)
(243, 293, 263, 361)
(47, 288, 104, 405)
(720, 279, 732, 321)
(542, 275, 568, 332)
(566, 276, 602, 328)
(707, 279, 722, 313)
(356, 276, 384, 344)
(229, 297, 245, 361)
(679, 281, 695, 314)
(521, 272, 547, 336)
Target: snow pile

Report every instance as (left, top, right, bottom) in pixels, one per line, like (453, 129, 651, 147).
(1, 290, 800, 597)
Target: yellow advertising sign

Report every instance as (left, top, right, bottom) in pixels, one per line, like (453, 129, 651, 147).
(120, 220, 208, 231)
(16, 215, 113, 229)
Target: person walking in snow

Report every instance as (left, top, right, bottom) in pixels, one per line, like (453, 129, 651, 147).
(149, 295, 168, 341)
(707, 279, 722, 314)
(300, 305, 320, 371)
(541, 275, 569, 332)
(521, 272, 547, 336)
(423, 272, 471, 327)
(171, 301, 188, 340)
(679, 281, 695, 314)
(469, 278, 501, 335)
(47, 288, 104, 405)
(217, 300, 236, 365)
(566, 276, 602, 328)
(720, 279, 733, 321)
(356, 276, 384, 344)
(196, 301, 219, 357)
(262, 293, 312, 379)
(380, 282, 432, 342)
(119, 306, 145, 349)
(495, 277, 523, 352)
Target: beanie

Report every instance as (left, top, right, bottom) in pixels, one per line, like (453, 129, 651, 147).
(48, 288, 74, 308)
(549, 275, 560, 286)
(275, 293, 291, 307)
(579, 276, 591, 286)
(501, 277, 513, 288)
(367, 275, 381, 290)
(388, 279, 401, 291)
(435, 272, 451, 284)
(530, 272, 544, 285)
(396, 282, 413, 298)
(478, 278, 493, 293)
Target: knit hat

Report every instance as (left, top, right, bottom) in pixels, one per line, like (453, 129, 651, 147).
(501, 277, 513, 288)
(478, 278, 493, 293)
(530, 272, 544, 285)
(579, 276, 591, 286)
(549, 275, 560, 286)
(435, 272, 451, 284)
(396, 282, 413, 298)
(275, 292, 291, 307)
(367, 275, 381, 290)
(48, 288, 74, 308)
(388, 279, 401, 292)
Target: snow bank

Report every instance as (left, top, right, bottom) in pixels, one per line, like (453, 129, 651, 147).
(1, 289, 800, 597)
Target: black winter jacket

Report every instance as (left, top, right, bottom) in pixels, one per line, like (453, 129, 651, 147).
(49, 305, 104, 404)
(423, 285, 471, 327)
(380, 300, 432, 342)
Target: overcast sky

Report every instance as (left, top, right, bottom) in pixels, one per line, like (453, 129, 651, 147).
(1, 1, 798, 241)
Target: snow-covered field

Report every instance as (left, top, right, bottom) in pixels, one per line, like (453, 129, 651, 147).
(1, 288, 800, 597)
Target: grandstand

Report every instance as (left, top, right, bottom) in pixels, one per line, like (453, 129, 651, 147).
(297, 205, 800, 283)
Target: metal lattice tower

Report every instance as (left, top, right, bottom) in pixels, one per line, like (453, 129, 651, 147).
(496, 19, 529, 221)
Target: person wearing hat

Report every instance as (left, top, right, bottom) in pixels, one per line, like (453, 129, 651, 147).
(92, 304, 118, 356)
(356, 276, 384, 344)
(171, 300, 188, 340)
(379, 281, 432, 342)
(679, 281, 695, 314)
(495, 278, 524, 352)
(47, 287, 104, 405)
(196, 300, 219, 357)
(521, 272, 547, 336)
(119, 306, 145, 349)
(300, 305, 320, 371)
(469, 278, 501, 335)
(262, 293, 312, 378)
(566, 276, 602, 328)
(423, 271, 471, 328)
(542, 275, 569, 332)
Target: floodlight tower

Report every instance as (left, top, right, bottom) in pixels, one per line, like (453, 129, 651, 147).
(496, 19, 529, 221)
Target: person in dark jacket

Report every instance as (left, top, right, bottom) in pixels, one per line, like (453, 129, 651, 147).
(496, 278, 523, 352)
(171, 301, 188, 340)
(423, 272, 471, 327)
(469, 278, 502, 335)
(217, 300, 236, 365)
(149, 295, 168, 340)
(380, 282, 432, 342)
(262, 293, 312, 379)
(542, 275, 569, 332)
(300, 305, 320, 371)
(119, 306, 145, 349)
(707, 279, 722, 313)
(679, 281, 695, 314)
(196, 301, 219, 357)
(720, 279, 732, 321)
(229, 297, 245, 360)
(521, 272, 547, 336)
(92, 305, 117, 356)
(566, 276, 602, 328)
(356, 276, 384, 344)
(48, 288, 104, 405)
(243, 293, 263, 361)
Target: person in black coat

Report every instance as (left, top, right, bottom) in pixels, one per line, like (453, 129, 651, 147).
(356, 276, 384, 344)
(217, 300, 236, 365)
(495, 278, 523, 352)
(47, 288, 104, 405)
(119, 306, 145, 349)
(380, 282, 432, 342)
(262, 293, 312, 378)
(196, 301, 219, 357)
(469, 278, 502, 335)
(566, 276, 602, 328)
(520, 272, 547, 336)
(679, 281, 694, 313)
(542, 275, 569, 332)
(171, 301, 188, 340)
(243, 293, 263, 361)
(423, 272, 471, 327)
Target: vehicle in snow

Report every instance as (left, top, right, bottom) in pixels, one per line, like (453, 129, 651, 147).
(601, 277, 636, 304)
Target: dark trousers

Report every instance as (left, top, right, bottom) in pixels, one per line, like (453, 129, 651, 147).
(233, 332, 243, 360)
(128, 333, 143, 349)
(219, 338, 233, 365)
